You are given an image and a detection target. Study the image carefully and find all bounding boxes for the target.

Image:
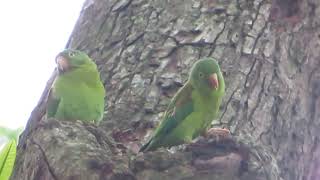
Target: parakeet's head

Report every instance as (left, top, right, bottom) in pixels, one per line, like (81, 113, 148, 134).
(190, 58, 223, 94)
(55, 49, 95, 74)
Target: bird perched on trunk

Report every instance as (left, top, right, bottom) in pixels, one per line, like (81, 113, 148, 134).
(46, 49, 105, 124)
(140, 58, 227, 152)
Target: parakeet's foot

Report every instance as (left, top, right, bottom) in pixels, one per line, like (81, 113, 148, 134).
(205, 128, 231, 139)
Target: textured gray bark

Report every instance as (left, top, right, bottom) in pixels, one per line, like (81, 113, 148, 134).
(12, 0, 320, 180)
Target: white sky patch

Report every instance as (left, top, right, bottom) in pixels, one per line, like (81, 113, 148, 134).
(0, 0, 85, 129)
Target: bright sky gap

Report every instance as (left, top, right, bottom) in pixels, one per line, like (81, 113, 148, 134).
(0, 0, 85, 129)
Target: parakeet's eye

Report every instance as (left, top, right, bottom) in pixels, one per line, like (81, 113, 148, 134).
(199, 72, 203, 78)
(69, 51, 76, 57)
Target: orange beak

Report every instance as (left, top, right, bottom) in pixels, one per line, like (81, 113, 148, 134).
(208, 73, 219, 90)
(56, 56, 69, 72)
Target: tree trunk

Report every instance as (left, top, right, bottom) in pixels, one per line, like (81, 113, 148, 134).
(12, 0, 320, 180)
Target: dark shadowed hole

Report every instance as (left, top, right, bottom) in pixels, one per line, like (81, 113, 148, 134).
(271, 0, 300, 19)
(292, 133, 297, 141)
(289, 151, 294, 158)
(286, 0, 299, 17)
(87, 159, 101, 170)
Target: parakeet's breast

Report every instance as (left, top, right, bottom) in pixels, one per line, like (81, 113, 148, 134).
(192, 91, 223, 134)
(53, 75, 105, 122)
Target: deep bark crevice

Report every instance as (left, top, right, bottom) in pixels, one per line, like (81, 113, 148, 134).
(30, 138, 58, 180)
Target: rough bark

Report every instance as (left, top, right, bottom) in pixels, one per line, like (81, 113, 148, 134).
(12, 0, 320, 180)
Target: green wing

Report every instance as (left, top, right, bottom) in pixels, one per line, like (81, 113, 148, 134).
(46, 86, 60, 118)
(140, 83, 194, 152)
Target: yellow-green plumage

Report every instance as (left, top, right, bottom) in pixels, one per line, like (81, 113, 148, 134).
(46, 49, 105, 124)
(140, 58, 225, 152)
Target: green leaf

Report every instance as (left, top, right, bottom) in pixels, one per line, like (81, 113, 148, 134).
(0, 126, 24, 141)
(0, 140, 17, 180)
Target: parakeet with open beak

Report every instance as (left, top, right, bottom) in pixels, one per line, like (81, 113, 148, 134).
(140, 58, 227, 152)
(46, 49, 105, 124)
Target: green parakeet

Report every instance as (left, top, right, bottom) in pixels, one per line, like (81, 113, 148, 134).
(46, 49, 105, 124)
(140, 58, 226, 152)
